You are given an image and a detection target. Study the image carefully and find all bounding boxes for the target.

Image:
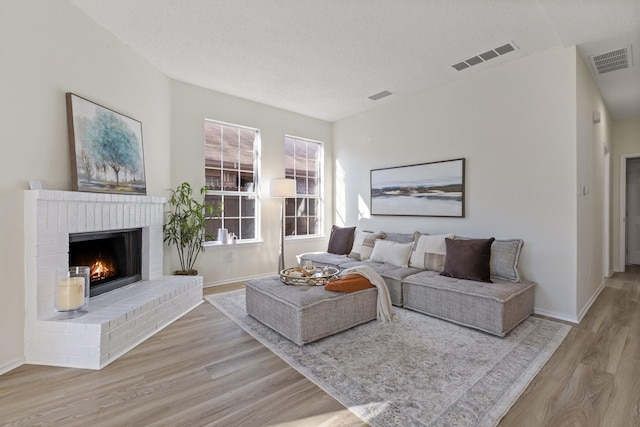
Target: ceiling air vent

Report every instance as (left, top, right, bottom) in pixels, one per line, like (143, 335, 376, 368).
(452, 42, 518, 71)
(590, 46, 632, 75)
(368, 90, 393, 101)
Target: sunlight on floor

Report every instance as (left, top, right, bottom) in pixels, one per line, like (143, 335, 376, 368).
(264, 409, 352, 426)
(264, 401, 388, 426)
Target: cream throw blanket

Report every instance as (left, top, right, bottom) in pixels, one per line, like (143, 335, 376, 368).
(341, 265, 396, 322)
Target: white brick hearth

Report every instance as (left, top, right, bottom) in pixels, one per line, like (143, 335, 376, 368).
(24, 190, 203, 370)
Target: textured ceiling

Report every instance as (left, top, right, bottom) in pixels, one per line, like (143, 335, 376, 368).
(70, 0, 640, 122)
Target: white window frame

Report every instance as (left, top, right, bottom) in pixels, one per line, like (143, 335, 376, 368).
(284, 135, 323, 239)
(204, 119, 261, 244)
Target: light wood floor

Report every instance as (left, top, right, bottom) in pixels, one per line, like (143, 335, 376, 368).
(1, 267, 638, 426)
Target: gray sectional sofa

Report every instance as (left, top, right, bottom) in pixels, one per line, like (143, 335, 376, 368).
(297, 229, 535, 337)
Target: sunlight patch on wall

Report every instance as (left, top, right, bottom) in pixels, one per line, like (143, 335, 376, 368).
(358, 193, 370, 220)
(335, 160, 347, 225)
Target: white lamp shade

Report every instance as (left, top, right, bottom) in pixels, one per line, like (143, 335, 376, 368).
(270, 178, 296, 198)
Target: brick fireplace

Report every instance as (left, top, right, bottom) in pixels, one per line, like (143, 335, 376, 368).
(24, 190, 203, 369)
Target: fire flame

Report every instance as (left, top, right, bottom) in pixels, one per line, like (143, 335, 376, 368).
(91, 258, 115, 281)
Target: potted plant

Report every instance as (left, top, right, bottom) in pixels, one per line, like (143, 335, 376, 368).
(163, 182, 218, 275)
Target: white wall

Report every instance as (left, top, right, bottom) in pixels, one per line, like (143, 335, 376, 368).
(0, 0, 171, 372)
(334, 46, 580, 319)
(575, 54, 612, 316)
(169, 80, 333, 284)
(612, 117, 640, 270)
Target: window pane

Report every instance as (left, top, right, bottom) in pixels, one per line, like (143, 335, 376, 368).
(205, 168, 222, 190)
(284, 146, 295, 177)
(309, 217, 320, 235)
(285, 198, 295, 216)
(296, 177, 307, 195)
(295, 198, 307, 216)
(205, 122, 222, 171)
(308, 142, 319, 161)
(307, 177, 318, 196)
(241, 196, 255, 216)
(308, 198, 318, 215)
(285, 217, 295, 236)
(205, 122, 221, 149)
(225, 219, 239, 237)
(222, 171, 238, 191)
(239, 151, 254, 172)
(222, 125, 237, 145)
(204, 194, 223, 218)
(206, 218, 222, 239)
(240, 129, 256, 150)
(296, 217, 308, 236)
(239, 171, 254, 192)
(241, 218, 255, 239)
(224, 196, 240, 217)
(295, 139, 307, 160)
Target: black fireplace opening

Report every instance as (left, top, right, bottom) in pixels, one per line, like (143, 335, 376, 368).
(69, 228, 142, 298)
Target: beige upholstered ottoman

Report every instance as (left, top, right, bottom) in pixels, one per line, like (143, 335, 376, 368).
(246, 276, 377, 345)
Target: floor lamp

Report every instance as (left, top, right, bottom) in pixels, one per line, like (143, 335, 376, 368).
(270, 178, 296, 272)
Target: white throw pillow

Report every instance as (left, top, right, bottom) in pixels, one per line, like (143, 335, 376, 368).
(409, 233, 455, 272)
(349, 229, 385, 261)
(369, 240, 414, 268)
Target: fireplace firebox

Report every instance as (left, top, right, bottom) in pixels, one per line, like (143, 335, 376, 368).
(69, 228, 142, 297)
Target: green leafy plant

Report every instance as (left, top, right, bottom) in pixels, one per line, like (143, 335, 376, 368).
(163, 182, 219, 274)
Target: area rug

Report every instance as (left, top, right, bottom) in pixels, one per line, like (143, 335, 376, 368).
(205, 290, 570, 427)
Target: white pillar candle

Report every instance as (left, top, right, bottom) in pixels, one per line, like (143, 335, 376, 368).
(57, 276, 85, 311)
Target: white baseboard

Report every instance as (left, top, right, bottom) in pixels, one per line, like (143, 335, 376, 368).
(204, 273, 273, 288)
(0, 357, 24, 376)
(534, 279, 606, 325)
(576, 281, 606, 323)
(534, 308, 578, 324)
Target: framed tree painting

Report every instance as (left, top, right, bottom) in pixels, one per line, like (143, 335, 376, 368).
(371, 158, 465, 217)
(66, 93, 146, 195)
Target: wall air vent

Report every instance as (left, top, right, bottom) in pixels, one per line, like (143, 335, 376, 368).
(452, 42, 518, 71)
(368, 90, 393, 101)
(590, 46, 632, 75)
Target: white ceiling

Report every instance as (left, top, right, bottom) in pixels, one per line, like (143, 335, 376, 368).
(70, 0, 640, 122)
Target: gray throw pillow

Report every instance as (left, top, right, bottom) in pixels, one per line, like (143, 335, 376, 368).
(490, 239, 523, 282)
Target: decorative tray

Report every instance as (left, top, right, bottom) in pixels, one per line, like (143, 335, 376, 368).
(280, 266, 339, 286)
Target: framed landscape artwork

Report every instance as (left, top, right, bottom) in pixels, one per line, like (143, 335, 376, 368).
(66, 93, 146, 195)
(371, 158, 465, 217)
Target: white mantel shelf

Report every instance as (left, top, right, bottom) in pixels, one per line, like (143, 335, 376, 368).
(24, 190, 203, 370)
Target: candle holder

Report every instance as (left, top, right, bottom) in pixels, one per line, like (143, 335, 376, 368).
(55, 266, 90, 319)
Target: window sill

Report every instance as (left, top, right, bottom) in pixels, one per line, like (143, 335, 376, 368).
(203, 240, 263, 250)
(285, 235, 325, 241)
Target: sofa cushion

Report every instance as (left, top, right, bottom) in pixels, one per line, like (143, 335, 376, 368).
(441, 237, 495, 283)
(349, 230, 385, 261)
(327, 225, 356, 255)
(369, 240, 413, 268)
(325, 274, 374, 292)
(402, 271, 535, 336)
(491, 239, 523, 282)
(340, 260, 422, 306)
(409, 232, 454, 272)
